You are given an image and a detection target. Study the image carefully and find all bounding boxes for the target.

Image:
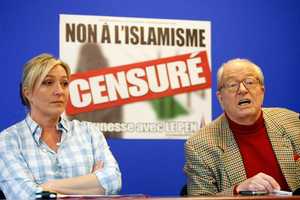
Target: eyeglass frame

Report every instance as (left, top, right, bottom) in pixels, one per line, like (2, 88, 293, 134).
(218, 76, 262, 93)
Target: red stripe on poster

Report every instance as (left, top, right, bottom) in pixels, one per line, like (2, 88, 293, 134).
(66, 51, 211, 115)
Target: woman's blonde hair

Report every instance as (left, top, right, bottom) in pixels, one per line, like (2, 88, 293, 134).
(21, 53, 71, 108)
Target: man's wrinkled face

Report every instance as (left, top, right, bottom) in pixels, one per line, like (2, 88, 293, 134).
(217, 61, 265, 124)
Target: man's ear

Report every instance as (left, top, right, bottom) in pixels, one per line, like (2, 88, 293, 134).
(260, 85, 265, 103)
(261, 85, 265, 93)
(216, 90, 224, 109)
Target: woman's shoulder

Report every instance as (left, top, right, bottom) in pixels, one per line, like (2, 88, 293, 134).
(64, 118, 103, 136)
(0, 119, 27, 136)
(65, 118, 96, 128)
(0, 119, 28, 148)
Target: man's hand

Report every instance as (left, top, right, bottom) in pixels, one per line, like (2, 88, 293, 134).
(236, 172, 281, 193)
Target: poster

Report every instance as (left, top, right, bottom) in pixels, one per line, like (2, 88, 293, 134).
(60, 14, 211, 139)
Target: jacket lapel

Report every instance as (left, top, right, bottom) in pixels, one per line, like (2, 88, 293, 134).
(218, 115, 247, 185)
(264, 111, 300, 191)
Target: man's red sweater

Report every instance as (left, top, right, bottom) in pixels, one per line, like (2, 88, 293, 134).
(227, 113, 289, 190)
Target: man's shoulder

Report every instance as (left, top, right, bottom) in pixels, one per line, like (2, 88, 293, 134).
(186, 115, 225, 147)
(263, 107, 300, 134)
(263, 107, 298, 120)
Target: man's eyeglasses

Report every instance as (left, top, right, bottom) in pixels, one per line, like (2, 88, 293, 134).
(219, 77, 261, 93)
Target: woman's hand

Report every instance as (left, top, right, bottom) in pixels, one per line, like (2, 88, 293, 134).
(92, 160, 104, 172)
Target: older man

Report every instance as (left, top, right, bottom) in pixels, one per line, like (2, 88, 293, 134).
(184, 58, 300, 196)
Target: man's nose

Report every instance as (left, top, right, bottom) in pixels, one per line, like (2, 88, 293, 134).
(238, 82, 248, 93)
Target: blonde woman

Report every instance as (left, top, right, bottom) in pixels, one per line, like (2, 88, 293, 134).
(0, 53, 121, 200)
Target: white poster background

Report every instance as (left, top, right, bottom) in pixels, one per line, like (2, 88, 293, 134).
(60, 14, 211, 139)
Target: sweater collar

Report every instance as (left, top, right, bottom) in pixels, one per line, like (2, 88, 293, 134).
(226, 111, 265, 134)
